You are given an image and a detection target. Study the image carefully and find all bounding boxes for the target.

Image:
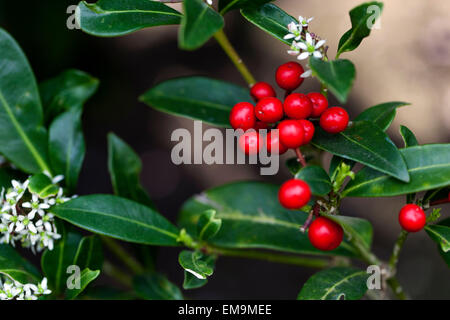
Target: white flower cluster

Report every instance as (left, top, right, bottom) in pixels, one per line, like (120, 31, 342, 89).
(284, 16, 327, 78)
(0, 176, 71, 253)
(0, 275, 51, 300)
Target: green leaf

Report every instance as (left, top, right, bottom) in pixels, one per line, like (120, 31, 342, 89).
(39, 69, 98, 124)
(41, 228, 83, 294)
(51, 194, 180, 246)
(295, 166, 331, 196)
(73, 235, 104, 271)
(337, 2, 384, 57)
(178, 182, 356, 256)
(328, 157, 355, 181)
(219, 0, 273, 15)
(108, 133, 154, 208)
(178, 250, 215, 280)
(241, 3, 297, 45)
(179, 0, 224, 50)
(399, 125, 419, 148)
(355, 102, 410, 131)
(0, 244, 41, 284)
(309, 58, 356, 103)
(49, 108, 85, 192)
(298, 267, 369, 300)
(436, 219, 450, 268)
(312, 121, 410, 183)
(183, 271, 208, 289)
(0, 168, 24, 190)
(343, 144, 450, 197)
(0, 28, 50, 174)
(140, 76, 253, 127)
(197, 209, 222, 241)
(66, 268, 100, 300)
(28, 173, 59, 198)
(323, 214, 373, 250)
(134, 273, 183, 300)
(425, 224, 450, 253)
(77, 0, 182, 37)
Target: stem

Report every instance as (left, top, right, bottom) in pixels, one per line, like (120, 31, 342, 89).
(101, 236, 144, 275)
(386, 277, 407, 300)
(103, 261, 133, 288)
(294, 148, 307, 167)
(214, 29, 256, 87)
(430, 198, 450, 206)
(385, 230, 408, 300)
(205, 246, 329, 269)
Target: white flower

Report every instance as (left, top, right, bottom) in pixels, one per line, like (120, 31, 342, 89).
(301, 69, 313, 78)
(22, 194, 50, 218)
(296, 33, 326, 60)
(284, 22, 302, 41)
(0, 276, 51, 300)
(298, 15, 314, 27)
(11, 179, 29, 201)
(206, 0, 212, 5)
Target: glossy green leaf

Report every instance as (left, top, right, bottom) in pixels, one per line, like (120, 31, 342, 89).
(49, 108, 85, 192)
(0, 244, 40, 284)
(183, 271, 208, 289)
(298, 267, 369, 300)
(355, 102, 409, 131)
(28, 173, 59, 198)
(337, 2, 383, 57)
(178, 250, 215, 280)
(77, 0, 182, 37)
(108, 133, 154, 208)
(0, 28, 50, 174)
(309, 58, 356, 103)
(134, 273, 183, 300)
(219, 0, 273, 15)
(343, 144, 450, 197)
(241, 3, 297, 45)
(399, 125, 419, 148)
(179, 0, 224, 50)
(437, 219, 450, 267)
(0, 168, 24, 190)
(140, 76, 253, 127)
(73, 235, 103, 271)
(425, 224, 450, 253)
(323, 214, 373, 250)
(295, 166, 331, 196)
(197, 209, 222, 240)
(66, 268, 100, 300)
(178, 182, 356, 256)
(51, 194, 180, 246)
(312, 121, 409, 183)
(39, 69, 98, 124)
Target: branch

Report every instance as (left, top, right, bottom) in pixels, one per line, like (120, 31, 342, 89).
(101, 236, 144, 275)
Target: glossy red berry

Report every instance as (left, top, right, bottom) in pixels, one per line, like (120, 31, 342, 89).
(238, 131, 262, 155)
(398, 204, 426, 232)
(275, 62, 305, 91)
(266, 130, 288, 155)
(283, 93, 313, 119)
(308, 217, 344, 251)
(255, 97, 284, 123)
(250, 82, 276, 101)
(229, 102, 256, 131)
(319, 107, 349, 134)
(278, 179, 311, 209)
(298, 119, 315, 145)
(307, 92, 329, 117)
(278, 120, 304, 148)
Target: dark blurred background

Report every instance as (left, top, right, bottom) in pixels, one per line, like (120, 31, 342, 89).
(0, 0, 449, 299)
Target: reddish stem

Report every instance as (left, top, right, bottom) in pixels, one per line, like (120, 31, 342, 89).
(430, 198, 450, 206)
(294, 148, 307, 167)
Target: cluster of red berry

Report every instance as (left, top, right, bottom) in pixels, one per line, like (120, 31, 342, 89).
(230, 61, 350, 156)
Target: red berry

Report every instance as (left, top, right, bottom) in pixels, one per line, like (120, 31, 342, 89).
(283, 93, 313, 119)
(278, 120, 304, 148)
(308, 217, 344, 251)
(319, 107, 349, 134)
(275, 62, 305, 91)
(254, 121, 269, 130)
(238, 131, 262, 155)
(307, 92, 329, 117)
(278, 179, 311, 209)
(266, 130, 288, 155)
(298, 119, 315, 145)
(398, 204, 426, 232)
(230, 102, 256, 131)
(250, 82, 276, 101)
(255, 97, 284, 123)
